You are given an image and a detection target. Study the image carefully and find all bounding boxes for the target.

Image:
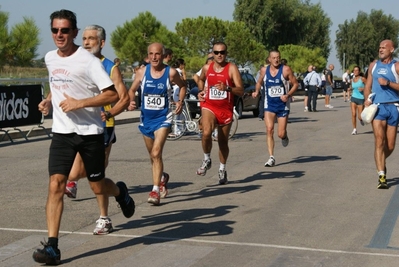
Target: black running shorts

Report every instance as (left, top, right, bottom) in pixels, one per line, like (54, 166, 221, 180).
(49, 133, 105, 181)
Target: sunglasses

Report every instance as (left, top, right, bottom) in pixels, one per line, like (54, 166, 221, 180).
(213, 50, 226, 55)
(51, 28, 73, 34)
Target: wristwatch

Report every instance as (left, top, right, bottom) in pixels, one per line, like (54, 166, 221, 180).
(387, 80, 390, 87)
(226, 86, 232, 92)
(104, 111, 113, 120)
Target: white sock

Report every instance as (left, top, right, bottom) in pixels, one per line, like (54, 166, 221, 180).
(219, 163, 226, 171)
(378, 171, 385, 176)
(204, 153, 211, 160)
(152, 185, 160, 192)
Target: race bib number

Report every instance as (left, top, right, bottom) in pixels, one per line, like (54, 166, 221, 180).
(268, 86, 284, 97)
(209, 86, 227, 100)
(144, 94, 165, 110)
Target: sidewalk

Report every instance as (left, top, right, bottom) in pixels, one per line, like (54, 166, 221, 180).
(1, 92, 342, 143)
(0, 109, 141, 143)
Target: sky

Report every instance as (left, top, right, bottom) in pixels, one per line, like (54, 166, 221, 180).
(2, 0, 399, 74)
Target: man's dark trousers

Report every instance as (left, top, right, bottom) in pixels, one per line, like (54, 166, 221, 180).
(307, 86, 318, 111)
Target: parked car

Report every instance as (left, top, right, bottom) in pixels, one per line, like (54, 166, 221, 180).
(184, 71, 261, 119)
(234, 71, 260, 119)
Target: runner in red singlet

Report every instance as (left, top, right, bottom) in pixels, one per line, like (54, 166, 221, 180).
(196, 41, 243, 184)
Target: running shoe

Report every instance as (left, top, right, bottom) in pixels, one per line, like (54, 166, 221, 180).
(377, 174, 389, 189)
(351, 129, 357, 135)
(93, 217, 113, 235)
(32, 241, 61, 265)
(159, 172, 170, 198)
(218, 169, 228, 185)
(196, 158, 212, 176)
(65, 181, 77, 199)
(360, 119, 365, 126)
(148, 191, 160, 205)
(282, 136, 289, 147)
(264, 156, 275, 167)
(115, 181, 135, 218)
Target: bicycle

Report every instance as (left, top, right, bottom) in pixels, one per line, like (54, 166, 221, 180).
(167, 98, 238, 141)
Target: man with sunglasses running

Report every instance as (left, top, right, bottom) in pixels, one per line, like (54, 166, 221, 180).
(196, 42, 243, 184)
(32, 10, 135, 265)
(252, 50, 298, 167)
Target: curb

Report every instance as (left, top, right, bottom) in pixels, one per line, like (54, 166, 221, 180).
(1, 117, 141, 143)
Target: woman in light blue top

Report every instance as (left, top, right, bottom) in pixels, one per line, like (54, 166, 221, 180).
(350, 66, 367, 135)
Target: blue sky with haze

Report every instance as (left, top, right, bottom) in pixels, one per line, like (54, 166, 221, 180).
(2, 0, 399, 74)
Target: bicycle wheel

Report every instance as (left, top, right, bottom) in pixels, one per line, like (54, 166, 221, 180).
(167, 110, 188, 141)
(211, 113, 238, 141)
(228, 112, 238, 139)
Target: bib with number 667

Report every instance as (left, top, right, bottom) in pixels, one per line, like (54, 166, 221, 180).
(209, 86, 227, 100)
(268, 86, 284, 97)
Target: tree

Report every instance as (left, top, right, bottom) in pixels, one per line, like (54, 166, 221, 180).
(233, 0, 331, 58)
(279, 44, 326, 74)
(0, 7, 40, 68)
(175, 17, 266, 69)
(0, 9, 9, 68)
(335, 10, 399, 70)
(6, 17, 40, 66)
(225, 21, 267, 68)
(110, 11, 183, 65)
(175, 16, 228, 57)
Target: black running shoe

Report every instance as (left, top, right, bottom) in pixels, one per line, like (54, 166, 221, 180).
(32, 241, 61, 265)
(116, 181, 135, 218)
(218, 169, 228, 185)
(377, 175, 389, 189)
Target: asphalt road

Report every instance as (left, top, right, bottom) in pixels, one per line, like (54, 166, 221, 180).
(1, 97, 399, 267)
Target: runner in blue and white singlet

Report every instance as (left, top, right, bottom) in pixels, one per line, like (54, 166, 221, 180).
(127, 42, 187, 206)
(138, 64, 173, 138)
(263, 64, 290, 117)
(253, 50, 298, 168)
(364, 39, 399, 189)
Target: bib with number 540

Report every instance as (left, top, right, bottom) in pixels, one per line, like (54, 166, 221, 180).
(144, 94, 165, 110)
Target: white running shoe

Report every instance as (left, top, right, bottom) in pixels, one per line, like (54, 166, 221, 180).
(197, 159, 212, 176)
(327, 105, 334, 109)
(264, 157, 275, 167)
(351, 129, 357, 135)
(93, 217, 113, 235)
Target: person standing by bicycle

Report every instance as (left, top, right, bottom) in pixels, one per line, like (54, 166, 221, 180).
(252, 50, 298, 167)
(128, 42, 186, 205)
(196, 41, 243, 184)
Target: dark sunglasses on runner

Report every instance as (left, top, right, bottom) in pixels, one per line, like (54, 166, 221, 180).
(213, 50, 226, 55)
(51, 28, 72, 34)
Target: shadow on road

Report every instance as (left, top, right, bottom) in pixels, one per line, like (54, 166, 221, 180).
(278, 155, 341, 166)
(63, 205, 237, 264)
